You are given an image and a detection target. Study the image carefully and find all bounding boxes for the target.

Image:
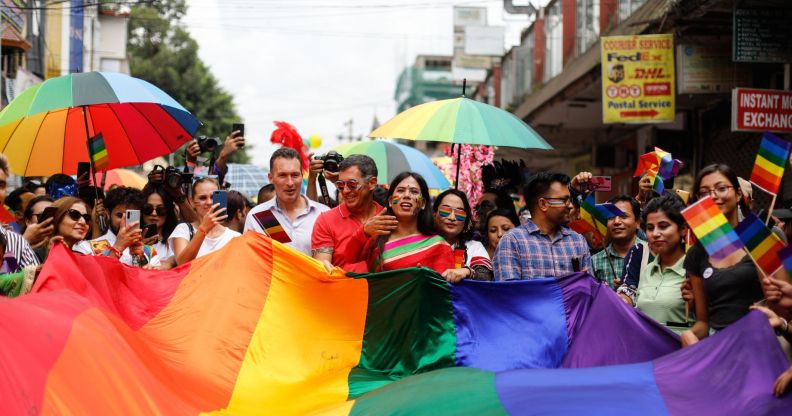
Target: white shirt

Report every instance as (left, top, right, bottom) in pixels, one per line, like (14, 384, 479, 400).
(462, 240, 491, 268)
(168, 223, 240, 259)
(244, 195, 329, 255)
(72, 229, 161, 267)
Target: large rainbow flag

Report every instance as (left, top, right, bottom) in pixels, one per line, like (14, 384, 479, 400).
(1, 233, 789, 414)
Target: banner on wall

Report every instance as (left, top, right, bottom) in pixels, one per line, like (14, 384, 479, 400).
(601, 34, 675, 124)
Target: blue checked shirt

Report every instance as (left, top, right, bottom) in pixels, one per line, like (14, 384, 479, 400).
(494, 220, 591, 281)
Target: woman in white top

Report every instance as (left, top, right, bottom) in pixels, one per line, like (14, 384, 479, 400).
(432, 189, 493, 283)
(141, 185, 178, 267)
(169, 177, 240, 265)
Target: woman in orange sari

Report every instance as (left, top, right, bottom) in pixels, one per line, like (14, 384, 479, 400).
(344, 172, 453, 274)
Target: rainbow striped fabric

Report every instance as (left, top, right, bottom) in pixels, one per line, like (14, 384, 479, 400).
(681, 196, 744, 260)
(1, 234, 788, 414)
(88, 133, 109, 171)
(750, 132, 791, 195)
(779, 244, 792, 280)
(579, 195, 625, 237)
(734, 214, 785, 276)
(633, 147, 682, 194)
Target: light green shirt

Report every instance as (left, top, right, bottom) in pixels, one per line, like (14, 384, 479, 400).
(635, 254, 689, 335)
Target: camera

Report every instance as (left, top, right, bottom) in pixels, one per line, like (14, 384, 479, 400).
(164, 166, 193, 188)
(196, 136, 220, 153)
(313, 151, 344, 173)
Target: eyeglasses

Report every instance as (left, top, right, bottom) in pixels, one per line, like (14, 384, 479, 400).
(541, 196, 573, 206)
(335, 177, 369, 191)
(438, 206, 467, 222)
(142, 204, 167, 216)
(697, 185, 733, 199)
(66, 209, 91, 224)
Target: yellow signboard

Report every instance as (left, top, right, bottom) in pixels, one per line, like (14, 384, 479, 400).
(601, 34, 675, 124)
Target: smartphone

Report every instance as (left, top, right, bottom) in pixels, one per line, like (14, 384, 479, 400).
(77, 161, 91, 183)
(125, 209, 141, 230)
(589, 176, 612, 192)
(232, 123, 245, 138)
(142, 223, 158, 239)
(38, 206, 58, 224)
(212, 190, 229, 214)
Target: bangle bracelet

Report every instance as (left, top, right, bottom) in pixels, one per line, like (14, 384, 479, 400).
(197, 225, 209, 235)
(778, 317, 789, 336)
(109, 246, 122, 258)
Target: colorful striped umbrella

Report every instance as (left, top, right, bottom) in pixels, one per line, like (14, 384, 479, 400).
(334, 140, 451, 189)
(369, 97, 552, 149)
(0, 72, 200, 176)
(89, 168, 147, 190)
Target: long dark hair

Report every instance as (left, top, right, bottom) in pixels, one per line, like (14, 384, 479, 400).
(142, 184, 178, 243)
(375, 172, 436, 268)
(691, 163, 748, 218)
(21, 195, 53, 233)
(433, 188, 474, 244)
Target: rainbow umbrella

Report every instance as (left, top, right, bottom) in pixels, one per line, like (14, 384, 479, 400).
(0, 72, 200, 176)
(369, 97, 552, 149)
(89, 168, 147, 190)
(334, 141, 450, 189)
(370, 91, 552, 187)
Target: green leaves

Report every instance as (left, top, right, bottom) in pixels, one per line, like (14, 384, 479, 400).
(127, 0, 250, 164)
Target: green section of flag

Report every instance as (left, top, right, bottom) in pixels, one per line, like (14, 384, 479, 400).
(347, 268, 457, 399)
(349, 367, 507, 415)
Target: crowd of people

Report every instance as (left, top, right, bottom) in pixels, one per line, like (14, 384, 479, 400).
(0, 133, 791, 396)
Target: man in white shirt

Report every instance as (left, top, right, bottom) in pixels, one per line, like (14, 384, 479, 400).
(244, 148, 328, 255)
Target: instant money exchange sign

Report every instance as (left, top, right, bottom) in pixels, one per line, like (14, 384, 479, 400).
(601, 34, 675, 124)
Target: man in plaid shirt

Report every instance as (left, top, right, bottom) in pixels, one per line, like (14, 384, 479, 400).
(494, 172, 590, 280)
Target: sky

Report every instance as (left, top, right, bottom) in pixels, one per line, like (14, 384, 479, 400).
(183, 0, 541, 166)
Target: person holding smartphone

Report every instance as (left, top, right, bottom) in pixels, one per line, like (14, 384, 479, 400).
(72, 187, 160, 267)
(169, 178, 240, 265)
(141, 185, 179, 267)
(211, 127, 246, 185)
(21, 195, 54, 250)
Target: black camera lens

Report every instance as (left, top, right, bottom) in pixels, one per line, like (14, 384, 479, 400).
(165, 172, 181, 188)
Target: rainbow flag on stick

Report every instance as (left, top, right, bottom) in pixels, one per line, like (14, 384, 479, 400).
(778, 244, 792, 280)
(579, 195, 625, 238)
(1, 234, 789, 414)
(750, 132, 791, 195)
(734, 214, 785, 276)
(88, 133, 109, 171)
(681, 196, 744, 260)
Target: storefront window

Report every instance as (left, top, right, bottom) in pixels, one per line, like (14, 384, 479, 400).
(619, 0, 647, 21)
(544, 1, 563, 82)
(577, 0, 600, 55)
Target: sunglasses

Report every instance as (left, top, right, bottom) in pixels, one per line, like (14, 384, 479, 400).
(335, 178, 366, 191)
(66, 209, 91, 224)
(438, 206, 467, 222)
(142, 204, 167, 216)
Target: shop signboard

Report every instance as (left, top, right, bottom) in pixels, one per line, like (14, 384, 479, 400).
(601, 34, 675, 124)
(677, 43, 751, 94)
(733, 8, 792, 63)
(732, 88, 792, 134)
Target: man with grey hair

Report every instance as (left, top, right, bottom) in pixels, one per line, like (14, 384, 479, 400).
(312, 154, 393, 273)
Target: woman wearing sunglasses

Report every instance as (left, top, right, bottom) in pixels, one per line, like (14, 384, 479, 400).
(141, 185, 179, 266)
(34, 197, 92, 261)
(343, 172, 453, 274)
(432, 189, 492, 283)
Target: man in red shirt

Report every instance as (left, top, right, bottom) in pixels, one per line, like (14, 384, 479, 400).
(312, 155, 395, 273)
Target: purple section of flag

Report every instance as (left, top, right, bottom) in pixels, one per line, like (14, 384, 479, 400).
(653, 312, 792, 415)
(559, 274, 680, 368)
(779, 244, 792, 277)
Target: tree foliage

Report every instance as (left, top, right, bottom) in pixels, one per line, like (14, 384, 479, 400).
(127, 0, 249, 164)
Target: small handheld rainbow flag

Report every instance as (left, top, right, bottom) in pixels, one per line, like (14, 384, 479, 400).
(778, 244, 792, 280)
(734, 214, 784, 276)
(633, 147, 682, 194)
(750, 132, 791, 195)
(681, 196, 744, 260)
(253, 209, 292, 244)
(89, 133, 109, 171)
(579, 195, 625, 238)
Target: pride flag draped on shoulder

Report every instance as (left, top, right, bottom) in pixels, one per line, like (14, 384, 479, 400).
(0, 233, 788, 414)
